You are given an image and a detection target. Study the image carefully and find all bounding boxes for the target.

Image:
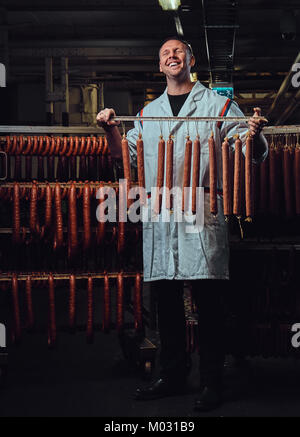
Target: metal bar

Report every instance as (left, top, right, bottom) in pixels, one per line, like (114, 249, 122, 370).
(114, 116, 268, 123)
(0, 272, 142, 281)
(0, 126, 104, 134)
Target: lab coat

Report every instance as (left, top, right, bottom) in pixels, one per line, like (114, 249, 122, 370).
(126, 81, 268, 282)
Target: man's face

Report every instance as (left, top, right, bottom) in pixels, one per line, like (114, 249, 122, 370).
(159, 39, 195, 79)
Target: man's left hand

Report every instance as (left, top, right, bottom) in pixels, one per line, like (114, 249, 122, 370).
(248, 107, 266, 138)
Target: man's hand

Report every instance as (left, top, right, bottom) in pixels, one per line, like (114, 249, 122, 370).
(96, 108, 120, 130)
(248, 107, 266, 138)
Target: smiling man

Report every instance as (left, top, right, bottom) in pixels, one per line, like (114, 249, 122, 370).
(96, 36, 268, 412)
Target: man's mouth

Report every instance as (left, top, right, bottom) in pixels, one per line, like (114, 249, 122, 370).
(167, 61, 180, 67)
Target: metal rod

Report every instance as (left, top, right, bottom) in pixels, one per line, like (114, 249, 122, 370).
(0, 272, 141, 281)
(114, 116, 268, 123)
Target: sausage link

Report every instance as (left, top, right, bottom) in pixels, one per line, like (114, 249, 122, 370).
(83, 182, 91, 250)
(69, 274, 76, 332)
(245, 133, 254, 220)
(259, 149, 269, 215)
(103, 274, 110, 333)
(283, 144, 294, 219)
(72, 136, 79, 156)
(54, 137, 61, 155)
(44, 182, 52, 230)
(59, 137, 68, 156)
(11, 274, 21, 343)
(165, 135, 174, 210)
(38, 136, 44, 154)
(182, 135, 193, 212)
(91, 137, 97, 155)
(10, 136, 17, 154)
(84, 137, 91, 156)
(96, 137, 103, 155)
(121, 135, 131, 181)
(269, 142, 277, 215)
(68, 182, 78, 258)
(116, 273, 124, 332)
(136, 133, 146, 204)
(102, 137, 109, 155)
(209, 132, 218, 216)
(233, 135, 243, 217)
(79, 137, 86, 155)
(47, 156, 55, 181)
(42, 136, 50, 156)
(65, 137, 74, 157)
(30, 182, 38, 235)
(14, 154, 22, 181)
(49, 137, 56, 156)
(54, 182, 63, 249)
(37, 156, 44, 180)
(79, 156, 87, 180)
(48, 273, 56, 347)
(134, 273, 143, 332)
(191, 136, 201, 214)
(12, 182, 21, 244)
(154, 136, 165, 215)
(25, 276, 34, 330)
(86, 276, 93, 343)
(222, 137, 232, 218)
(31, 136, 39, 155)
(5, 135, 11, 153)
(23, 136, 32, 155)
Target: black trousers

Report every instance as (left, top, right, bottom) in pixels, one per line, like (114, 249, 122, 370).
(151, 279, 225, 388)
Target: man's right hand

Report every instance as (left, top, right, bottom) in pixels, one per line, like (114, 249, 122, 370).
(96, 108, 120, 130)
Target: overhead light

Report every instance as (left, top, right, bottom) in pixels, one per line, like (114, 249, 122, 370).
(159, 0, 181, 11)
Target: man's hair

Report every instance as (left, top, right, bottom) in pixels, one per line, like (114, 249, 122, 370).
(159, 36, 194, 58)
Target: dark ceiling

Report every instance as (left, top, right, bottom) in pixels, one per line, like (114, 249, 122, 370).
(1, 0, 300, 123)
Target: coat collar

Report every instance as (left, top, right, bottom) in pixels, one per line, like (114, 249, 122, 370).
(159, 81, 207, 134)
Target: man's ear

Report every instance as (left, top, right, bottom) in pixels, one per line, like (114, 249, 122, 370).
(189, 56, 196, 68)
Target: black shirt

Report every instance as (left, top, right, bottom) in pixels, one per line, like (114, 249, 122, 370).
(167, 92, 190, 116)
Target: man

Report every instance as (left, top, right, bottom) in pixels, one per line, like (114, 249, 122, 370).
(96, 37, 268, 411)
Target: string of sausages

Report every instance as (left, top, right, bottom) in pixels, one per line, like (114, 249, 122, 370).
(6, 273, 143, 345)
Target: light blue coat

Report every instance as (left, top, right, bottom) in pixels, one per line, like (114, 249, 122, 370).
(126, 81, 268, 282)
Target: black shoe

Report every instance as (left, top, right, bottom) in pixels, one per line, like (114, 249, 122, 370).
(194, 386, 222, 412)
(134, 377, 186, 401)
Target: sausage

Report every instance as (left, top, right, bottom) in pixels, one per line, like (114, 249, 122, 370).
(54, 137, 61, 155)
(38, 136, 44, 154)
(136, 133, 146, 205)
(54, 182, 63, 249)
(47, 156, 55, 181)
(154, 136, 165, 215)
(116, 273, 124, 332)
(5, 135, 11, 153)
(86, 276, 93, 343)
(117, 180, 126, 254)
(48, 273, 56, 347)
(44, 182, 52, 231)
(31, 136, 38, 155)
(182, 135, 193, 212)
(10, 136, 17, 154)
(22, 136, 32, 155)
(72, 136, 79, 156)
(96, 137, 103, 155)
(66, 137, 74, 157)
(16, 135, 24, 155)
(259, 148, 269, 215)
(30, 182, 38, 236)
(49, 137, 56, 156)
(233, 134, 243, 217)
(209, 132, 218, 216)
(222, 136, 232, 218)
(68, 182, 78, 258)
(134, 273, 143, 332)
(96, 183, 106, 245)
(84, 137, 91, 156)
(69, 274, 76, 332)
(70, 156, 77, 180)
(59, 137, 68, 156)
(56, 156, 63, 180)
(121, 135, 131, 182)
(83, 182, 91, 250)
(295, 141, 300, 215)
(165, 135, 174, 210)
(245, 133, 254, 221)
(42, 136, 50, 156)
(269, 140, 277, 215)
(12, 182, 21, 244)
(11, 274, 21, 343)
(25, 275, 34, 330)
(79, 137, 86, 155)
(61, 156, 69, 181)
(103, 274, 110, 333)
